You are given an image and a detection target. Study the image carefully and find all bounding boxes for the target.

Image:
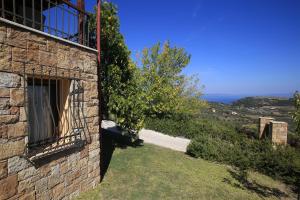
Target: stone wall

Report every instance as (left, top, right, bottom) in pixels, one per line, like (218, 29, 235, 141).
(258, 117, 274, 139)
(270, 121, 288, 145)
(0, 21, 100, 200)
(258, 117, 288, 145)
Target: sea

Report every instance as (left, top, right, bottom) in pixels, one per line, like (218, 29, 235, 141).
(202, 93, 293, 104)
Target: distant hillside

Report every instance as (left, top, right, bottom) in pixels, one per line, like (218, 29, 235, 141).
(232, 96, 294, 107)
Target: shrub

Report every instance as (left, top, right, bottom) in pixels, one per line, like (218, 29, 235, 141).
(146, 115, 300, 185)
(187, 134, 300, 185)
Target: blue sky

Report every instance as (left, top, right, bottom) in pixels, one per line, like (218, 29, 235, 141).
(86, 0, 300, 95)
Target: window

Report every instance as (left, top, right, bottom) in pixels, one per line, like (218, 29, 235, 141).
(28, 78, 59, 144)
(26, 76, 85, 156)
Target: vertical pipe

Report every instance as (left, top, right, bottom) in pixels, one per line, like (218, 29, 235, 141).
(13, 0, 16, 21)
(48, 70, 56, 138)
(41, 0, 43, 30)
(32, 0, 35, 28)
(96, 0, 102, 179)
(77, 0, 84, 44)
(32, 69, 40, 143)
(68, 9, 70, 40)
(1, 0, 4, 18)
(23, 0, 26, 25)
(73, 12, 76, 42)
(62, 5, 64, 38)
(97, 0, 101, 64)
(82, 15, 85, 45)
(23, 63, 28, 148)
(32, 70, 35, 142)
(40, 66, 44, 141)
(56, 67, 59, 138)
(55, 0, 58, 36)
(87, 15, 89, 47)
(48, 0, 50, 33)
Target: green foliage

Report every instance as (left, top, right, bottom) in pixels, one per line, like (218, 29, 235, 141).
(146, 116, 300, 185)
(140, 42, 206, 118)
(89, 3, 206, 134)
(89, 2, 146, 134)
(292, 91, 300, 135)
(145, 115, 237, 139)
(188, 135, 300, 184)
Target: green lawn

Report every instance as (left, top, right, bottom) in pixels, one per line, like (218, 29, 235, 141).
(77, 144, 296, 200)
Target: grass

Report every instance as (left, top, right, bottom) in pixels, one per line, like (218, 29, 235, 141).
(77, 144, 296, 200)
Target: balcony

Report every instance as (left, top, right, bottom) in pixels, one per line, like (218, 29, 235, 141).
(0, 0, 93, 48)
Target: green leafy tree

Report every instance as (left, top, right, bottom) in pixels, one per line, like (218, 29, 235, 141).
(89, 2, 146, 134)
(292, 91, 300, 135)
(140, 41, 206, 118)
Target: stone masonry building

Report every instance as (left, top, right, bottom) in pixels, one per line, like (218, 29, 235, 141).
(258, 117, 288, 145)
(0, 1, 101, 199)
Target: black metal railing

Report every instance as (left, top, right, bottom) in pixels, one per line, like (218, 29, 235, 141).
(0, 0, 92, 47)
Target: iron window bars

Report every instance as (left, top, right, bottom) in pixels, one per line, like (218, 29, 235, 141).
(0, 0, 91, 47)
(23, 63, 89, 159)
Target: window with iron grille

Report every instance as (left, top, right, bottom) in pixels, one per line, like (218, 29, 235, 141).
(26, 74, 86, 157)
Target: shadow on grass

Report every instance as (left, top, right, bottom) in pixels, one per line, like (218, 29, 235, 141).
(223, 169, 289, 199)
(100, 128, 144, 182)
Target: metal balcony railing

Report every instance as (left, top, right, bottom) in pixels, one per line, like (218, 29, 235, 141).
(0, 0, 92, 48)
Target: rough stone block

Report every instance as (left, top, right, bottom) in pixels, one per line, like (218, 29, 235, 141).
(19, 107, 26, 122)
(7, 122, 27, 139)
(6, 28, 28, 48)
(48, 174, 61, 189)
(0, 88, 10, 97)
(35, 177, 48, 194)
(0, 72, 21, 88)
(39, 50, 56, 66)
(8, 156, 31, 174)
(0, 114, 19, 125)
(12, 47, 26, 62)
(38, 164, 51, 177)
(0, 125, 8, 138)
(10, 89, 24, 106)
(52, 183, 65, 200)
(36, 190, 52, 200)
(18, 175, 38, 194)
(10, 106, 20, 115)
(47, 40, 57, 53)
(0, 44, 12, 71)
(19, 191, 35, 200)
(0, 97, 9, 109)
(0, 138, 24, 160)
(26, 48, 39, 64)
(0, 174, 18, 199)
(67, 152, 80, 169)
(86, 106, 98, 118)
(85, 91, 98, 100)
(69, 190, 80, 200)
(0, 109, 10, 115)
(0, 28, 6, 43)
(80, 146, 89, 159)
(89, 148, 100, 159)
(0, 160, 7, 179)
(18, 166, 37, 181)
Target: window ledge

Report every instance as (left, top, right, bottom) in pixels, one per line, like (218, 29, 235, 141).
(26, 139, 85, 161)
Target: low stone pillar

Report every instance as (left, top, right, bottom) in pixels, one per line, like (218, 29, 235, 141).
(258, 117, 274, 139)
(270, 121, 288, 145)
